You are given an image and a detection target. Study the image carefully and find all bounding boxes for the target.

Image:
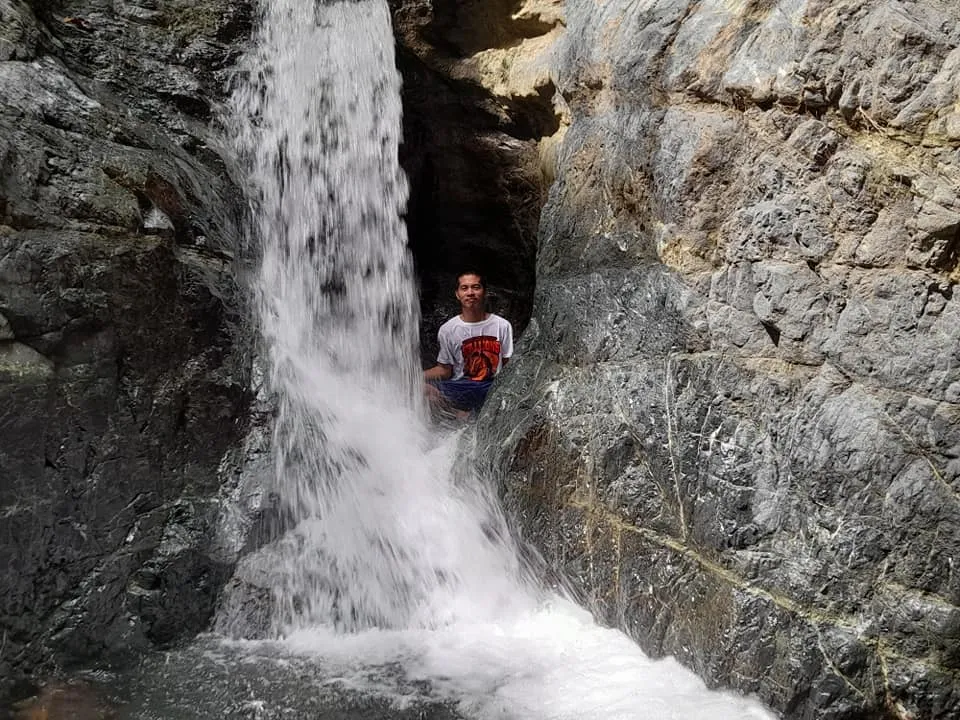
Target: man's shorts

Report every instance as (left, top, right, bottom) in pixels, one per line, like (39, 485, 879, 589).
(431, 378, 494, 411)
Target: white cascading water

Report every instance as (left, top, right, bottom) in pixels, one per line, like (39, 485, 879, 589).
(229, 0, 527, 634)
(226, 1, 777, 718)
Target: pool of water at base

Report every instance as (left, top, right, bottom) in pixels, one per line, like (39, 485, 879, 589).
(8, 637, 461, 720)
(7, 598, 776, 720)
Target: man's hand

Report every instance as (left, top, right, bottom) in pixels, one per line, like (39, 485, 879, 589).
(424, 364, 453, 381)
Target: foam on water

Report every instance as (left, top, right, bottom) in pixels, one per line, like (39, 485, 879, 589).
(226, 0, 777, 717)
(280, 596, 774, 720)
(228, 0, 529, 634)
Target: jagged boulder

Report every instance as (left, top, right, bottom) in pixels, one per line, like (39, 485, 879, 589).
(0, 0, 253, 698)
(477, 1, 960, 718)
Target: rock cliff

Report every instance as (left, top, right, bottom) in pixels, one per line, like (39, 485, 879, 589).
(0, 0, 252, 698)
(458, 1, 960, 718)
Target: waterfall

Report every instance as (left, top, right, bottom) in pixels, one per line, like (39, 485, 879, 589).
(226, 0, 527, 635)
(216, 2, 776, 718)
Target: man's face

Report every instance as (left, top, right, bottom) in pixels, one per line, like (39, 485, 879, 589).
(455, 274, 485, 310)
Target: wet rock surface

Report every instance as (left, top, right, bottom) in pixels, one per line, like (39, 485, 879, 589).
(0, 0, 253, 699)
(1, 640, 463, 720)
(478, 1, 960, 718)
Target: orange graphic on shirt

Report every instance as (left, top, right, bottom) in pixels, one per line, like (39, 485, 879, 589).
(462, 335, 501, 381)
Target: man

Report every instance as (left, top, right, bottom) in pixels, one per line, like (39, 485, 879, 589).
(424, 271, 513, 414)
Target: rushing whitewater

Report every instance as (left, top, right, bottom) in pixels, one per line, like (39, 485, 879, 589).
(227, 0, 527, 634)
(223, 1, 777, 718)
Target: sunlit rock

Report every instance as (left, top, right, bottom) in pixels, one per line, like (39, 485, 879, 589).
(477, 1, 960, 718)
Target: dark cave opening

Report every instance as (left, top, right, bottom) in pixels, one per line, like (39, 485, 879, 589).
(395, 46, 550, 367)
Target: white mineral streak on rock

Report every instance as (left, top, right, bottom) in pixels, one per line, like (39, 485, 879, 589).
(0, 312, 13, 341)
(0, 341, 53, 377)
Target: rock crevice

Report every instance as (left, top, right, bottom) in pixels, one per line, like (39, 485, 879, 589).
(391, 0, 559, 361)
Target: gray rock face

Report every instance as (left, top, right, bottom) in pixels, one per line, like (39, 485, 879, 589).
(0, 0, 252, 698)
(478, 1, 960, 718)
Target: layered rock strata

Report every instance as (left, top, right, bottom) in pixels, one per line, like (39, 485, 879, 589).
(0, 0, 252, 697)
(474, 1, 960, 718)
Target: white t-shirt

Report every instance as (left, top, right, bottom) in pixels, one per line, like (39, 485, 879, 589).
(437, 313, 513, 381)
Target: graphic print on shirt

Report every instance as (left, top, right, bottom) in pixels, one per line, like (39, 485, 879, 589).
(461, 335, 501, 381)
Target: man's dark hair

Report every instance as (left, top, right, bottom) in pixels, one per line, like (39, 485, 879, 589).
(455, 270, 485, 288)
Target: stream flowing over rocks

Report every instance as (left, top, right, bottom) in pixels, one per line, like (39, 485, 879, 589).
(1, 1, 959, 719)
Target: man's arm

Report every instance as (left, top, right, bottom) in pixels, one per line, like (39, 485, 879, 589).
(499, 318, 513, 371)
(424, 363, 453, 381)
